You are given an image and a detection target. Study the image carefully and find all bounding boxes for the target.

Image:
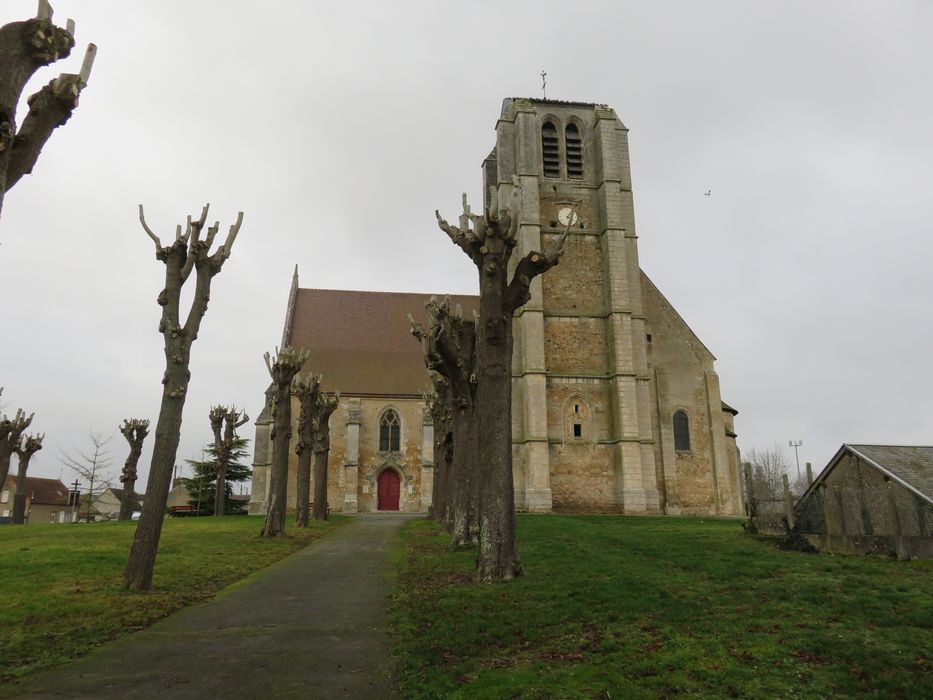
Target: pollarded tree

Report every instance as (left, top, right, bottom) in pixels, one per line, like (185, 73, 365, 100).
(12, 432, 43, 524)
(124, 203, 243, 591)
(293, 373, 321, 528)
(183, 437, 251, 515)
(312, 391, 339, 521)
(118, 418, 149, 521)
(0, 0, 96, 219)
(208, 405, 249, 517)
(436, 183, 572, 581)
(261, 347, 309, 537)
(410, 298, 478, 544)
(0, 408, 33, 490)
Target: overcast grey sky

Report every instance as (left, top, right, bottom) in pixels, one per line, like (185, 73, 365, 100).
(2, 1, 931, 491)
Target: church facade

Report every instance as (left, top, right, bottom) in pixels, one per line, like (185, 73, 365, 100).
(248, 98, 743, 517)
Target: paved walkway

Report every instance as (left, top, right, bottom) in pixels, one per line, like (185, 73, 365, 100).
(7, 514, 416, 699)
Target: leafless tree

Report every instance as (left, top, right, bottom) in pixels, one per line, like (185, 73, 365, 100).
(118, 418, 149, 520)
(261, 347, 309, 537)
(124, 203, 243, 591)
(0, 407, 33, 490)
(312, 391, 339, 521)
(61, 431, 113, 522)
(745, 445, 792, 502)
(292, 373, 321, 528)
(208, 405, 249, 516)
(11, 432, 43, 523)
(0, 1, 96, 219)
(410, 298, 478, 544)
(436, 181, 572, 581)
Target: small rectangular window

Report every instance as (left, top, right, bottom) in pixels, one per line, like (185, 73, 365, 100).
(573, 423, 582, 438)
(0, 490, 8, 503)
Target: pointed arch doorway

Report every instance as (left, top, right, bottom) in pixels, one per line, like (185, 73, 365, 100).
(377, 469, 400, 511)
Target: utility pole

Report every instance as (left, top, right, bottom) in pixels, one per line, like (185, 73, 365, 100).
(788, 440, 803, 481)
(70, 479, 80, 523)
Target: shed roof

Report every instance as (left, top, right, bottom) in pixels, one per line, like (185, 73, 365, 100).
(286, 288, 480, 397)
(802, 444, 933, 505)
(847, 445, 933, 500)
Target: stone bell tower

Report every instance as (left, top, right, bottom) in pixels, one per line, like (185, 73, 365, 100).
(488, 98, 661, 513)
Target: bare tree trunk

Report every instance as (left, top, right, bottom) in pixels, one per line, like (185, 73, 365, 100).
(440, 426, 454, 527)
(449, 406, 478, 545)
(0, 6, 95, 219)
(0, 408, 33, 490)
(209, 406, 226, 516)
(411, 299, 477, 543)
(474, 258, 521, 579)
(436, 183, 570, 581)
(265, 373, 291, 535)
(209, 406, 248, 516)
(295, 448, 313, 527)
(124, 204, 243, 591)
(293, 374, 321, 528)
(312, 393, 339, 521)
(12, 433, 43, 524)
(425, 388, 451, 523)
(312, 451, 328, 520)
(430, 419, 447, 521)
(118, 418, 149, 521)
(261, 348, 309, 537)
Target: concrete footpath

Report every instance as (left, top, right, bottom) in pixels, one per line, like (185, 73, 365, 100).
(7, 514, 416, 700)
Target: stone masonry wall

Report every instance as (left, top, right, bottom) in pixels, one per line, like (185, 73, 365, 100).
(284, 396, 425, 514)
(542, 233, 606, 314)
(642, 275, 741, 515)
(544, 317, 609, 375)
(545, 378, 617, 511)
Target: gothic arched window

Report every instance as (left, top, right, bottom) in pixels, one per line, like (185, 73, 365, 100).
(379, 409, 401, 452)
(565, 123, 583, 178)
(673, 410, 691, 452)
(542, 121, 560, 178)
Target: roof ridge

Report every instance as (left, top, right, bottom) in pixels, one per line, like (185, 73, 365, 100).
(846, 443, 933, 449)
(298, 287, 478, 297)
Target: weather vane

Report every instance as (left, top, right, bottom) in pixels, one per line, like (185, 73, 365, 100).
(541, 70, 547, 100)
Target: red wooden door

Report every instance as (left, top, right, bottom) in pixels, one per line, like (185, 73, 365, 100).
(377, 469, 400, 511)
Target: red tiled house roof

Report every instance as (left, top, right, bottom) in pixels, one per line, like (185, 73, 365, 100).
(3, 476, 70, 506)
(286, 288, 479, 397)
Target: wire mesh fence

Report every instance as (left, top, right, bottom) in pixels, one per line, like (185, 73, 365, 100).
(795, 484, 933, 538)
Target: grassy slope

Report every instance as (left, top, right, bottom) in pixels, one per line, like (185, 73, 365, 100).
(393, 515, 932, 699)
(0, 516, 344, 681)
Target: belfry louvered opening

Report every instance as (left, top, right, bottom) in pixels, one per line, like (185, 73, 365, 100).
(565, 123, 583, 178)
(542, 121, 560, 178)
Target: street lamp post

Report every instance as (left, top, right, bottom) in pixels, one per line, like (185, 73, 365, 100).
(788, 440, 803, 481)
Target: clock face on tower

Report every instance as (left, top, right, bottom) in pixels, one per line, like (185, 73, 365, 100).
(557, 207, 578, 227)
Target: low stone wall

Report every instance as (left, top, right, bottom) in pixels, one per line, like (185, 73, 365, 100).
(803, 533, 933, 560)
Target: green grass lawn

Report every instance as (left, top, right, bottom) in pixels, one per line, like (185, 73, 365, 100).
(0, 515, 345, 681)
(392, 515, 932, 699)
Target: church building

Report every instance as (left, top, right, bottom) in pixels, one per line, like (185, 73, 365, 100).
(248, 98, 743, 517)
